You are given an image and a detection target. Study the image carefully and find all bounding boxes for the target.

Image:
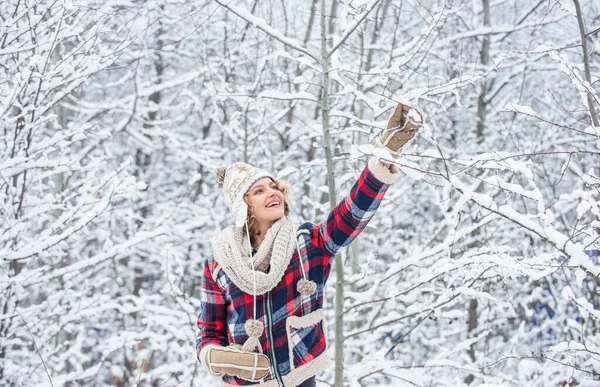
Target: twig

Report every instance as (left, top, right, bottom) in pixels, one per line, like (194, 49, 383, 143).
(573, 0, 599, 126)
(435, 144, 450, 180)
(484, 352, 599, 376)
(328, 0, 384, 58)
(213, 0, 318, 61)
(135, 360, 146, 386)
(13, 306, 54, 387)
(586, 25, 600, 37)
(385, 310, 434, 357)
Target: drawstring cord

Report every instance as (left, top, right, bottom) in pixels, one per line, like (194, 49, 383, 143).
(245, 220, 257, 321)
(290, 217, 307, 280)
(290, 216, 317, 297)
(242, 220, 264, 353)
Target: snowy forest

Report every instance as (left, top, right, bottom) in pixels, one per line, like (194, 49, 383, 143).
(1, 0, 599, 386)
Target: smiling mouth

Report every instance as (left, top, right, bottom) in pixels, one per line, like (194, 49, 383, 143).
(266, 201, 281, 208)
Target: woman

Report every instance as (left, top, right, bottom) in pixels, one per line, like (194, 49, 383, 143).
(196, 104, 422, 386)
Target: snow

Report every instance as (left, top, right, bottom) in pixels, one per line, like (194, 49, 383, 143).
(577, 200, 592, 218)
(549, 340, 586, 352)
(3, 0, 600, 386)
(257, 90, 318, 102)
(530, 45, 555, 53)
(556, 0, 576, 15)
(502, 102, 538, 117)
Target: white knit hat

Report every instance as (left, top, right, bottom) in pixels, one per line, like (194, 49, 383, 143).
(214, 162, 274, 227)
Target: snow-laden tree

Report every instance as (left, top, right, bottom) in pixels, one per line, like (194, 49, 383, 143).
(0, 0, 146, 384)
(1, 0, 599, 386)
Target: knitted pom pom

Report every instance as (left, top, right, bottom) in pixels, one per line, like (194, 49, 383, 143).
(214, 166, 227, 184)
(297, 278, 316, 296)
(242, 319, 264, 353)
(245, 319, 264, 338)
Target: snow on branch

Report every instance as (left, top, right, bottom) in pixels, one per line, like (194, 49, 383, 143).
(14, 228, 168, 288)
(4, 184, 116, 262)
(257, 90, 318, 103)
(328, 0, 384, 58)
(448, 174, 600, 285)
(213, 0, 318, 61)
(502, 102, 538, 117)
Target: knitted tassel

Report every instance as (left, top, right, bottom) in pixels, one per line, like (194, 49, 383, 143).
(242, 319, 264, 353)
(297, 278, 316, 296)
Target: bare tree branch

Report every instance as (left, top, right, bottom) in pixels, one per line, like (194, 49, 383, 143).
(327, 0, 384, 58)
(213, 0, 318, 61)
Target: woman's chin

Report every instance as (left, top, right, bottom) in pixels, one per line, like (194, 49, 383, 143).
(258, 210, 285, 225)
(270, 213, 285, 222)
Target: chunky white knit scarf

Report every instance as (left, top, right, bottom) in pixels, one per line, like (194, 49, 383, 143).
(211, 217, 297, 296)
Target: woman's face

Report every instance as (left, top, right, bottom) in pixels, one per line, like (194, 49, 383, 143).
(245, 177, 285, 225)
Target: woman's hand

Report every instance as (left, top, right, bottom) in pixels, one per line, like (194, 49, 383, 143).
(379, 104, 423, 155)
(202, 344, 270, 381)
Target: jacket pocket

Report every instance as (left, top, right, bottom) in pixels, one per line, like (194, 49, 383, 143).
(286, 309, 327, 370)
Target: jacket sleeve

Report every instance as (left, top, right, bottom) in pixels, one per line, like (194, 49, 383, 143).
(196, 258, 228, 374)
(310, 157, 400, 259)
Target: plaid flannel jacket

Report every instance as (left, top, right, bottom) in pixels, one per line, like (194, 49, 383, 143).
(197, 160, 398, 386)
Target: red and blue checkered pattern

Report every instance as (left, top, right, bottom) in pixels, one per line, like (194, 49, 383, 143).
(197, 163, 392, 385)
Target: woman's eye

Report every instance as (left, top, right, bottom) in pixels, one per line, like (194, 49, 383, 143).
(255, 189, 262, 194)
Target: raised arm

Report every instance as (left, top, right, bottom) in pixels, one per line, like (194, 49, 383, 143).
(310, 158, 400, 258)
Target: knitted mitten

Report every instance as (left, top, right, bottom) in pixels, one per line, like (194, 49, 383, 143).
(379, 104, 423, 154)
(204, 344, 270, 381)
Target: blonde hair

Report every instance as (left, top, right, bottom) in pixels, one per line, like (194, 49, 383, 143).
(244, 178, 291, 247)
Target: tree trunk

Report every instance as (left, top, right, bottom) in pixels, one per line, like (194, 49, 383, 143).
(319, 0, 343, 386)
(467, 0, 490, 383)
(573, 0, 599, 127)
